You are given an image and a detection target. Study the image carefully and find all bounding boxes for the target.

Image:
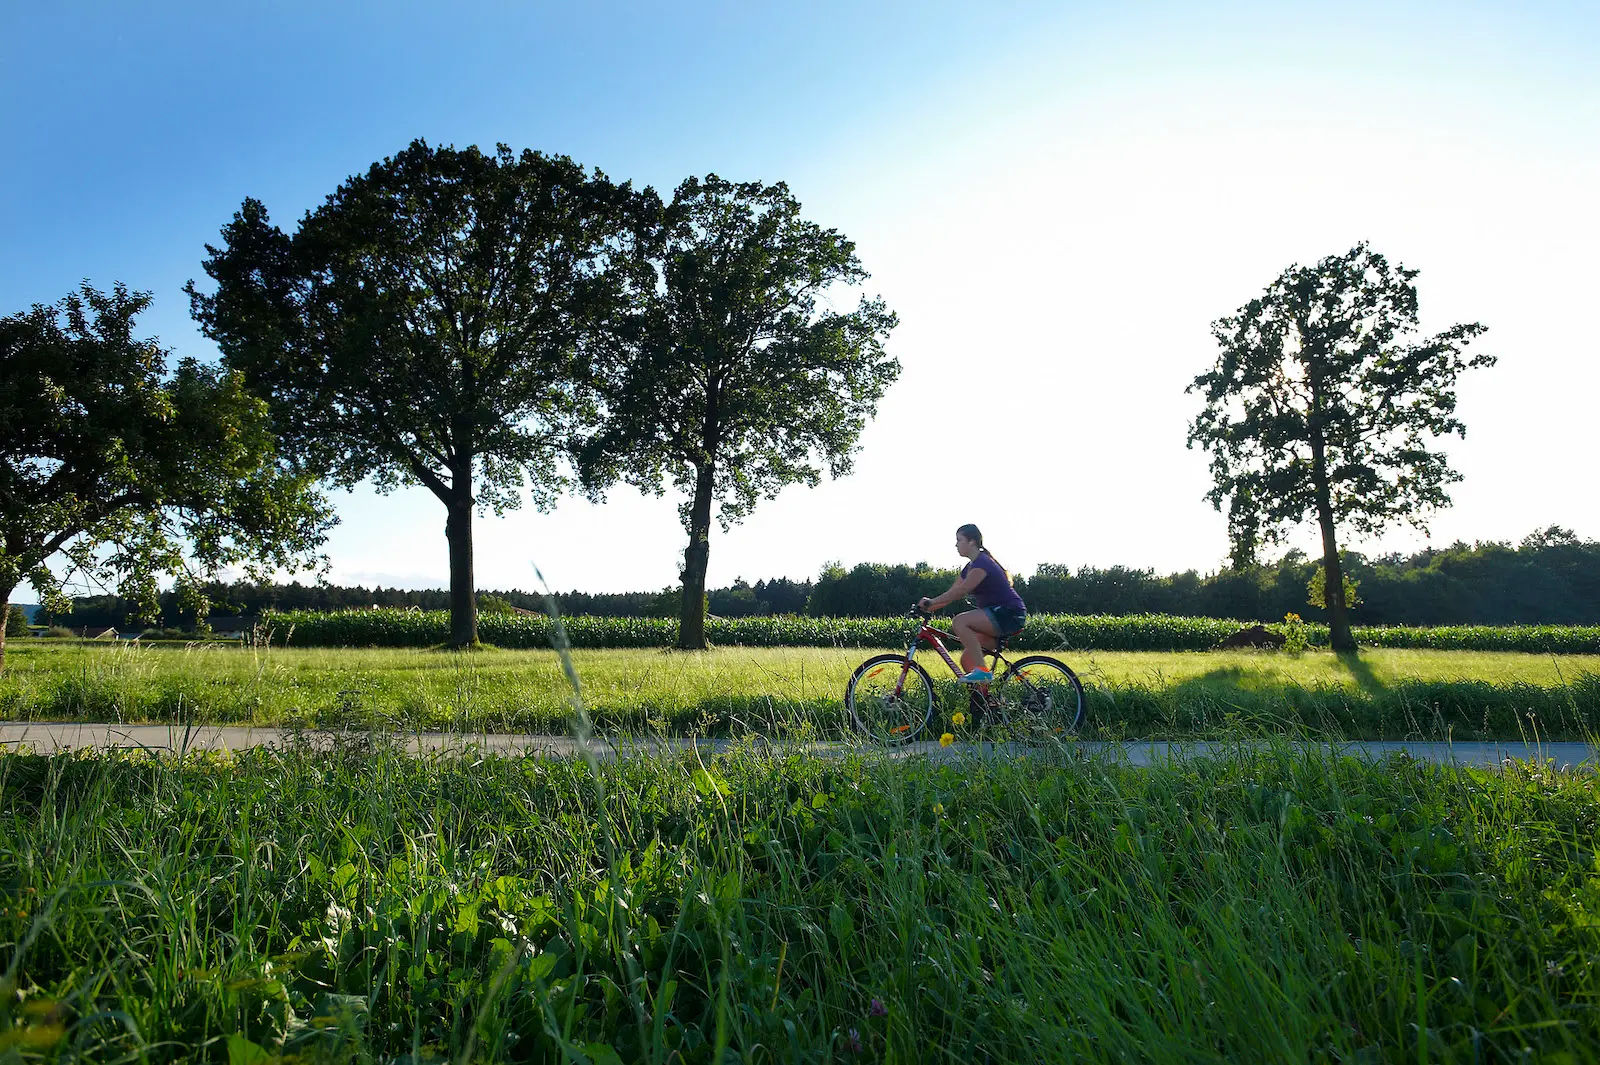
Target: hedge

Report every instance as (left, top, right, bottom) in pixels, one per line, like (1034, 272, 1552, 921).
(259, 609, 1600, 654)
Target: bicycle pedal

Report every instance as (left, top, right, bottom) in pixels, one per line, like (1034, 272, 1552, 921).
(967, 691, 1002, 722)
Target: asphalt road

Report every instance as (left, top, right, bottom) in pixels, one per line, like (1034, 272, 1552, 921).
(0, 721, 1594, 769)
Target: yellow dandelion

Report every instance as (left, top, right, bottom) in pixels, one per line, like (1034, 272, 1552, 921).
(939, 732, 955, 747)
(951, 712, 966, 727)
(932, 803, 945, 815)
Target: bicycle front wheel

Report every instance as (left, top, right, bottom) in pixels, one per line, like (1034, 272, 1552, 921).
(845, 654, 935, 743)
(994, 655, 1085, 735)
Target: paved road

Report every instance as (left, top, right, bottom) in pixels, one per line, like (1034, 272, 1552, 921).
(0, 721, 1594, 769)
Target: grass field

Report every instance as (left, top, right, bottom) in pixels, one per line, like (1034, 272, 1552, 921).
(3, 740, 1597, 1061)
(2, 641, 1597, 740)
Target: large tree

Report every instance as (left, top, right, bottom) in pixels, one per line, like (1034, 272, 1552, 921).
(581, 176, 899, 650)
(0, 283, 332, 669)
(189, 141, 652, 647)
(1187, 243, 1493, 650)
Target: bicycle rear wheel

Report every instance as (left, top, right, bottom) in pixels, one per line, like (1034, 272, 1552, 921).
(845, 654, 935, 743)
(993, 655, 1085, 734)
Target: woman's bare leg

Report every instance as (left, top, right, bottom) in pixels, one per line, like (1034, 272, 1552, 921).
(952, 609, 998, 673)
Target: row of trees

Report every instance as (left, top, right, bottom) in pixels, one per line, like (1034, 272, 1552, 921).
(2, 142, 899, 664)
(46, 576, 817, 628)
(753, 527, 1600, 624)
(192, 148, 896, 651)
(45, 527, 1598, 629)
(2, 147, 1501, 660)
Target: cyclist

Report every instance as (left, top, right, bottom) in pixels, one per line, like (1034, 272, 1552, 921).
(917, 523, 1027, 683)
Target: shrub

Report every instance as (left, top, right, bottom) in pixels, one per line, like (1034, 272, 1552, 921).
(1282, 612, 1309, 655)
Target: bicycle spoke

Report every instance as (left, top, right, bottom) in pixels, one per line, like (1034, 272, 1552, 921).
(993, 657, 1084, 734)
(846, 654, 934, 742)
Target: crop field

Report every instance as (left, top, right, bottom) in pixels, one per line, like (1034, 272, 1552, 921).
(2, 642, 1598, 740)
(264, 608, 1600, 654)
(3, 740, 1597, 1062)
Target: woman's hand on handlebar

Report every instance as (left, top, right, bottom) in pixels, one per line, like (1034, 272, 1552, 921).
(917, 597, 935, 614)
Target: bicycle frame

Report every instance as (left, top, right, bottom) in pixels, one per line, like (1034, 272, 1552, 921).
(896, 614, 1007, 694)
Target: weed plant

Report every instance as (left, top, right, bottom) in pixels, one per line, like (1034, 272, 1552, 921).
(2, 738, 1598, 1062)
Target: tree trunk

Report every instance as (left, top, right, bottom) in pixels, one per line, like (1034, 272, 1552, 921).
(445, 495, 478, 648)
(0, 585, 13, 673)
(678, 462, 714, 651)
(1309, 443, 1356, 652)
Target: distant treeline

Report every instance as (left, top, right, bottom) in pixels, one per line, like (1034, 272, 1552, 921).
(46, 577, 817, 629)
(798, 526, 1600, 625)
(42, 526, 1600, 629)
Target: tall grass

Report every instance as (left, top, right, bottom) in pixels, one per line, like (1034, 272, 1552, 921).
(2, 741, 1596, 1061)
(6, 598, 1598, 1061)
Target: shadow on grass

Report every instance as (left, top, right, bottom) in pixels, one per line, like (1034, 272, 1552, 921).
(1336, 650, 1385, 695)
(1084, 662, 1600, 742)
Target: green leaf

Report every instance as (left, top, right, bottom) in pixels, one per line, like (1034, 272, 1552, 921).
(829, 900, 854, 942)
(582, 1043, 625, 1065)
(226, 1035, 272, 1065)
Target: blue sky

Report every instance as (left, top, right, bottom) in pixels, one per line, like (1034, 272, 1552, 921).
(5, 2, 1598, 596)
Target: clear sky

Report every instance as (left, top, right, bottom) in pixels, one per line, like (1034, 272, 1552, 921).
(5, 1, 1597, 598)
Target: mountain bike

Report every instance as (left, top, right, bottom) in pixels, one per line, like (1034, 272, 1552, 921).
(844, 607, 1084, 743)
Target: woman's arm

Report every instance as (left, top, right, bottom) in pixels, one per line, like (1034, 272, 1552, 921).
(919, 568, 985, 612)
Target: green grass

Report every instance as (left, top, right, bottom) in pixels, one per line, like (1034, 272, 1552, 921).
(3, 740, 1598, 1061)
(2, 642, 1598, 740)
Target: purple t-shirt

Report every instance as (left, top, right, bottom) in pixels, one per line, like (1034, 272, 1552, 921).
(962, 553, 1026, 612)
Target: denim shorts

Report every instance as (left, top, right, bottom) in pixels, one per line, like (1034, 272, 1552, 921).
(984, 605, 1027, 637)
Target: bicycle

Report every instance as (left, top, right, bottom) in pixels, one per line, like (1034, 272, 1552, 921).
(844, 606, 1085, 743)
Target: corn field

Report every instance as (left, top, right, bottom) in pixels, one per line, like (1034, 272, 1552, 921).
(260, 608, 1600, 654)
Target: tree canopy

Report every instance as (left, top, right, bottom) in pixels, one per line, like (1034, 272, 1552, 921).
(1187, 243, 1493, 650)
(580, 175, 899, 649)
(0, 282, 332, 668)
(188, 140, 654, 646)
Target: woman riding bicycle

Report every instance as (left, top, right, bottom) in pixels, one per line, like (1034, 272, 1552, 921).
(917, 523, 1027, 683)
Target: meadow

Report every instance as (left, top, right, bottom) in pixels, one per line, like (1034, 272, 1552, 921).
(3, 739, 1597, 1062)
(2, 641, 1598, 741)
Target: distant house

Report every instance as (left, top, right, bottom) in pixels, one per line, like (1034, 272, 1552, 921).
(78, 626, 118, 639)
(207, 616, 259, 638)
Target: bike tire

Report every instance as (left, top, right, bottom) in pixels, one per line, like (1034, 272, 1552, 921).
(845, 653, 936, 743)
(994, 655, 1085, 734)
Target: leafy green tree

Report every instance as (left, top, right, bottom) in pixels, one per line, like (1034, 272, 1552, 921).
(4, 606, 27, 639)
(477, 593, 517, 615)
(189, 140, 654, 648)
(1306, 563, 1361, 612)
(1188, 243, 1493, 650)
(581, 176, 899, 649)
(0, 283, 332, 670)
